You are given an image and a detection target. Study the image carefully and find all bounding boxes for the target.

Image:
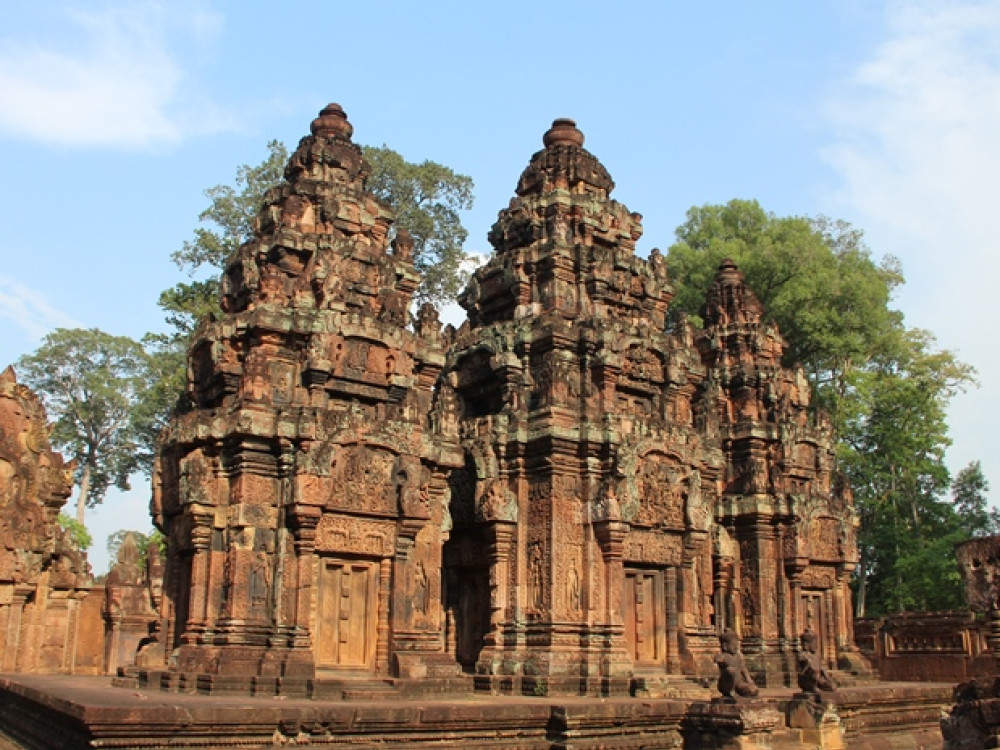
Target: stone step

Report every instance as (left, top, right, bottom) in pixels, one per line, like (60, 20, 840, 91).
(311, 678, 397, 701)
(830, 668, 872, 687)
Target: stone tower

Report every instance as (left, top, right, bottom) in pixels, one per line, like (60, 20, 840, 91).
(696, 259, 866, 681)
(442, 118, 722, 694)
(152, 105, 462, 691)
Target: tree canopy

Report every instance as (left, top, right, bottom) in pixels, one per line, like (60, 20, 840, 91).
(952, 461, 999, 539)
(838, 328, 976, 614)
(16, 328, 153, 524)
(666, 200, 903, 402)
(362, 145, 475, 304)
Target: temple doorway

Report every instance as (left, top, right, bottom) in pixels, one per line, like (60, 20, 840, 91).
(623, 567, 667, 667)
(315, 558, 379, 670)
(171, 554, 192, 650)
(446, 566, 489, 672)
(800, 589, 832, 667)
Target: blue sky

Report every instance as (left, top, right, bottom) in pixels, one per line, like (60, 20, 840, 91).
(2, 1, 997, 573)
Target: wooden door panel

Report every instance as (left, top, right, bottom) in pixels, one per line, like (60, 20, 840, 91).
(317, 559, 377, 669)
(800, 591, 830, 666)
(624, 568, 666, 666)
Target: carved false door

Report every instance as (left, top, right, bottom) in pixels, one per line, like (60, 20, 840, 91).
(624, 567, 667, 667)
(799, 590, 832, 667)
(316, 558, 378, 670)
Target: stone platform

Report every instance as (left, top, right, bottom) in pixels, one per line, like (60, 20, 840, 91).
(0, 674, 951, 749)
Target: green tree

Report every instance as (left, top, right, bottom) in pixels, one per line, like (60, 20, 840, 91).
(952, 460, 998, 538)
(16, 328, 152, 524)
(836, 329, 975, 615)
(58, 513, 93, 551)
(131, 332, 189, 474)
(666, 200, 903, 413)
(161, 140, 289, 336)
(362, 144, 475, 304)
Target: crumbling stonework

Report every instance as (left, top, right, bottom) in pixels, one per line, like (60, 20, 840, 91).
(934, 538, 1000, 750)
(0, 366, 91, 673)
(958, 537, 1000, 606)
(146, 106, 865, 695)
(103, 533, 161, 674)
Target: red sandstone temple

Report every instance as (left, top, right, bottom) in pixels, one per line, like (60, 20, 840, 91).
(146, 105, 866, 695)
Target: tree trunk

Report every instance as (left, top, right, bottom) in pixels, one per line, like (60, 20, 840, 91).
(75, 463, 91, 525)
(855, 547, 868, 618)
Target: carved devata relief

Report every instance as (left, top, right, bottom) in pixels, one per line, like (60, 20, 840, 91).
(554, 542, 584, 616)
(269, 359, 298, 405)
(739, 540, 759, 638)
(527, 541, 546, 615)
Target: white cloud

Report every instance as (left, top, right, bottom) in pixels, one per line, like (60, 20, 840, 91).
(823, 1, 1000, 486)
(0, 275, 82, 340)
(0, 2, 233, 148)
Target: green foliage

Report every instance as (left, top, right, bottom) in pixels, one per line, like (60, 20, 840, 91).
(885, 511, 967, 612)
(16, 328, 153, 523)
(952, 461, 999, 538)
(837, 329, 975, 615)
(106, 528, 165, 567)
(131, 332, 189, 474)
(157, 280, 222, 339)
(666, 200, 903, 406)
(362, 144, 475, 304)
(58, 513, 92, 551)
(159, 140, 288, 336)
(173, 139, 289, 273)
